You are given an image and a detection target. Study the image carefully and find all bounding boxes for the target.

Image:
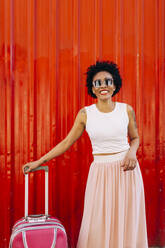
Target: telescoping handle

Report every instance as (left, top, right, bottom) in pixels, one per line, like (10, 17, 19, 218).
(24, 166, 49, 218)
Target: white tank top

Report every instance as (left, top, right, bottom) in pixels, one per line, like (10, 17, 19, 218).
(85, 102, 130, 154)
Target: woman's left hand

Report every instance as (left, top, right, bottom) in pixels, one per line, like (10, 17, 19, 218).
(121, 149, 137, 171)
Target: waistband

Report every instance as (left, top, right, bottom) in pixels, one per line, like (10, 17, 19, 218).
(93, 149, 129, 163)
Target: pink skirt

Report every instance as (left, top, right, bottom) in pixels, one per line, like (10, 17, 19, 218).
(77, 150, 148, 248)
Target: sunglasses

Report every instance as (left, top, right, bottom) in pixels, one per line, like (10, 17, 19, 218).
(92, 78, 114, 88)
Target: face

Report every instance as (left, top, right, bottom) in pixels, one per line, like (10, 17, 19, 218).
(92, 71, 116, 100)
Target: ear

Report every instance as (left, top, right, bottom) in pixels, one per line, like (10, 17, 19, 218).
(92, 87, 95, 95)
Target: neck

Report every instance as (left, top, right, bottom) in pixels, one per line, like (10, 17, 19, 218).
(96, 98, 116, 112)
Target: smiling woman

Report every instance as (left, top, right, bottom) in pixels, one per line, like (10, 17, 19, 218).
(76, 61, 149, 247)
(23, 61, 148, 248)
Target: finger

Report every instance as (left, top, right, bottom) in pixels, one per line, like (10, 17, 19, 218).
(22, 165, 27, 174)
(125, 159, 134, 171)
(132, 161, 137, 170)
(24, 166, 31, 174)
(128, 161, 137, 170)
(123, 160, 130, 171)
(121, 159, 126, 167)
(129, 161, 135, 170)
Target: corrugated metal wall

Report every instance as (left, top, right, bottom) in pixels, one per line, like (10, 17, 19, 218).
(0, 0, 165, 247)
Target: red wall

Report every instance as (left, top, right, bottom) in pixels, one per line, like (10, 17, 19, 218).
(0, 0, 165, 247)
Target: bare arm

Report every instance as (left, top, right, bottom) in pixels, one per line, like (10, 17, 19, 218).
(23, 108, 87, 173)
(121, 104, 139, 171)
(127, 104, 139, 154)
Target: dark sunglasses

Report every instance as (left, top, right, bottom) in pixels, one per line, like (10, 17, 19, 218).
(92, 78, 113, 88)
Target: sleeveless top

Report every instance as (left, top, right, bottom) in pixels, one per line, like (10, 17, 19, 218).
(85, 102, 130, 154)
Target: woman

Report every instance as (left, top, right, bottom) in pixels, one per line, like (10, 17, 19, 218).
(23, 61, 148, 248)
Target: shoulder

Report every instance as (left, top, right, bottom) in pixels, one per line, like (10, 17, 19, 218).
(117, 101, 131, 112)
(117, 102, 135, 117)
(81, 104, 95, 114)
(125, 103, 136, 119)
(76, 107, 87, 125)
(126, 103, 134, 113)
(77, 104, 95, 124)
(79, 107, 87, 115)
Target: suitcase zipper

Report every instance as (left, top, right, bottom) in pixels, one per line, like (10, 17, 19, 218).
(10, 225, 64, 248)
(51, 228, 57, 248)
(13, 221, 65, 232)
(22, 231, 28, 248)
(13, 218, 62, 228)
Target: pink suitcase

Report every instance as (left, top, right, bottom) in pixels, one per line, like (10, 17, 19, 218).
(9, 166, 68, 248)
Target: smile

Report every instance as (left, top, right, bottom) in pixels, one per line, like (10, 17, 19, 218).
(99, 90, 109, 95)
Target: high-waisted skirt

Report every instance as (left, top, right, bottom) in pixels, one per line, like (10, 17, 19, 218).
(77, 150, 148, 248)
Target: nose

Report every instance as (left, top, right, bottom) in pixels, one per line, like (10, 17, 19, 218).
(100, 81, 107, 88)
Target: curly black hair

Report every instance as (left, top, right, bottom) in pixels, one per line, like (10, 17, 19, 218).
(86, 60, 122, 98)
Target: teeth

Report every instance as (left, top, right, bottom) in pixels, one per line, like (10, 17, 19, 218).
(100, 90, 108, 94)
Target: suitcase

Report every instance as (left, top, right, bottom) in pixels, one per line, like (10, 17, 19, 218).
(9, 166, 68, 248)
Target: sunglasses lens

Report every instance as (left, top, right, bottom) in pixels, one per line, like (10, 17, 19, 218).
(106, 79, 113, 86)
(93, 80, 101, 87)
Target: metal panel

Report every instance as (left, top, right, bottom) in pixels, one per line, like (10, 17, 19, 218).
(0, 0, 165, 247)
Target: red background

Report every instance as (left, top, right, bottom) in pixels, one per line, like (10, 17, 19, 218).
(0, 0, 165, 247)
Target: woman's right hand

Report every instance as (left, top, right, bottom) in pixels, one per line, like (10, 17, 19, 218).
(22, 160, 41, 174)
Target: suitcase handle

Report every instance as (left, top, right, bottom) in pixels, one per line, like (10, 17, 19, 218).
(25, 214, 49, 222)
(24, 166, 49, 218)
(24, 165, 49, 173)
